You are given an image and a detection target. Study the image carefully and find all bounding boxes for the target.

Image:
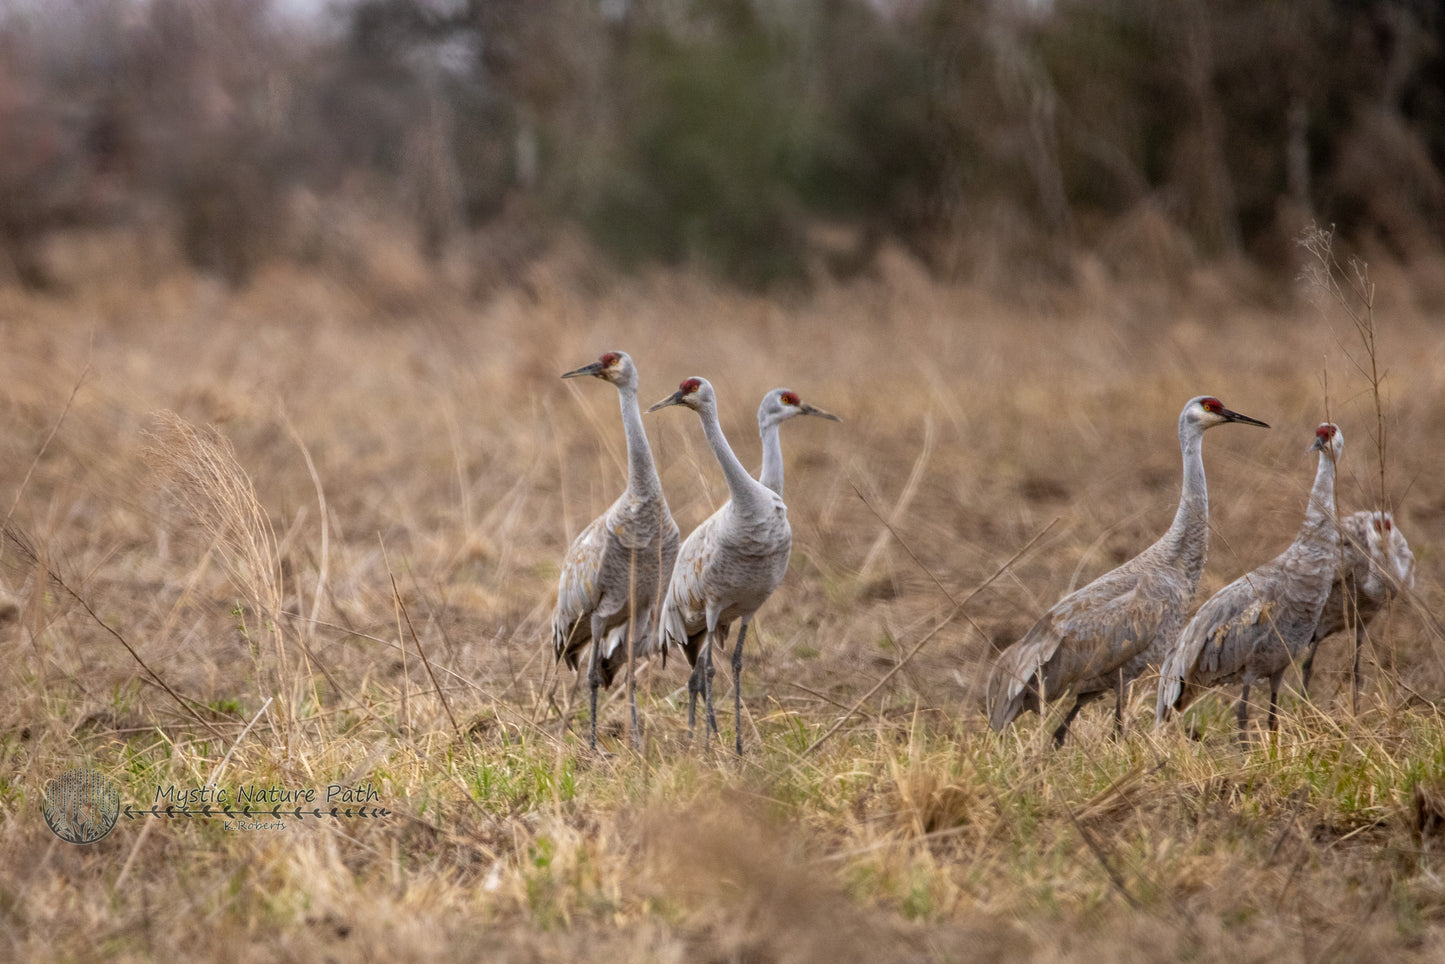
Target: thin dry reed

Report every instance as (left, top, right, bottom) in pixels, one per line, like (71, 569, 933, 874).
(144, 410, 295, 728)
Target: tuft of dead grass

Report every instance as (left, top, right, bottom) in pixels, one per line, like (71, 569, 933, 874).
(144, 410, 282, 621)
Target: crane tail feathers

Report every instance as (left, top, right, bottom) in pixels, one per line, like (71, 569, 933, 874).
(1154, 639, 1198, 724)
(985, 653, 1035, 732)
(1154, 609, 1215, 725)
(988, 689, 1027, 732)
(1154, 673, 1184, 725)
(552, 613, 586, 669)
(986, 620, 1067, 732)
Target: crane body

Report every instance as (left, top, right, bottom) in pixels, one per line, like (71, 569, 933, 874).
(1300, 510, 1416, 700)
(986, 396, 1269, 745)
(1156, 424, 1345, 740)
(650, 379, 838, 753)
(552, 351, 680, 750)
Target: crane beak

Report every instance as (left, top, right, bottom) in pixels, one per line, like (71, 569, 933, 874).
(1221, 408, 1269, 428)
(647, 390, 687, 413)
(800, 403, 841, 422)
(561, 361, 605, 379)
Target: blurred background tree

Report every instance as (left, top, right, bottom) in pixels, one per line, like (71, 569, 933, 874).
(0, 0, 1439, 291)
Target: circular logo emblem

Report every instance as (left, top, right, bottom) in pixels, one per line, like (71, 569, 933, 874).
(43, 767, 121, 844)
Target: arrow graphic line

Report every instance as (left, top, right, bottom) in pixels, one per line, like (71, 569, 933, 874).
(123, 805, 392, 820)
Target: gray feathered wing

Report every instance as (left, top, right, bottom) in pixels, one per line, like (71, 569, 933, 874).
(552, 515, 608, 670)
(1156, 568, 1279, 716)
(657, 507, 725, 669)
(987, 564, 1164, 731)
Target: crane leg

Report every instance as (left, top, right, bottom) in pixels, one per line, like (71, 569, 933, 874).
(626, 626, 642, 752)
(1267, 670, 1284, 732)
(1300, 640, 1319, 696)
(586, 617, 605, 752)
(1351, 623, 1365, 714)
(687, 642, 706, 739)
(704, 642, 719, 740)
(1113, 668, 1126, 739)
(1236, 682, 1251, 747)
(1050, 691, 1101, 747)
(732, 621, 749, 756)
(1051, 699, 1082, 747)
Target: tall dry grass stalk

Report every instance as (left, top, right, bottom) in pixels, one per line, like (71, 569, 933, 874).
(1299, 224, 1407, 711)
(144, 410, 295, 735)
(1299, 224, 1389, 510)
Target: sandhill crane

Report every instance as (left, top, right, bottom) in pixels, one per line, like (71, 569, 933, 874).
(649, 378, 839, 754)
(756, 388, 840, 496)
(1156, 423, 1345, 740)
(986, 396, 1269, 745)
(1300, 509, 1416, 701)
(552, 351, 680, 751)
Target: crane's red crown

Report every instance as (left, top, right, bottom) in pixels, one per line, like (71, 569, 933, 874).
(1375, 515, 1393, 532)
(780, 391, 800, 407)
(1200, 397, 1224, 414)
(1317, 424, 1338, 441)
(600, 351, 621, 367)
(680, 378, 702, 394)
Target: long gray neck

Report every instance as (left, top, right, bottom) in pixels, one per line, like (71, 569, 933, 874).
(1297, 448, 1338, 546)
(758, 418, 784, 497)
(618, 383, 662, 500)
(1159, 422, 1209, 585)
(700, 402, 769, 513)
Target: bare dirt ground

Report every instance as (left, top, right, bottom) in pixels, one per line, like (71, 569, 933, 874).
(1, 230, 1443, 961)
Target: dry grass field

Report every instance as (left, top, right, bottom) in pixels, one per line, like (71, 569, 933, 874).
(2, 227, 1444, 961)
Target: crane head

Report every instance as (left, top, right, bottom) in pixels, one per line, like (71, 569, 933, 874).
(1366, 511, 1417, 591)
(561, 351, 632, 384)
(1186, 396, 1270, 431)
(1310, 422, 1344, 460)
(647, 377, 711, 414)
(759, 388, 842, 429)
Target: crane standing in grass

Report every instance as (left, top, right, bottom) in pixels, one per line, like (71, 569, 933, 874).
(649, 378, 839, 754)
(1300, 509, 1416, 703)
(986, 396, 1270, 745)
(1156, 424, 1345, 741)
(552, 351, 680, 751)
